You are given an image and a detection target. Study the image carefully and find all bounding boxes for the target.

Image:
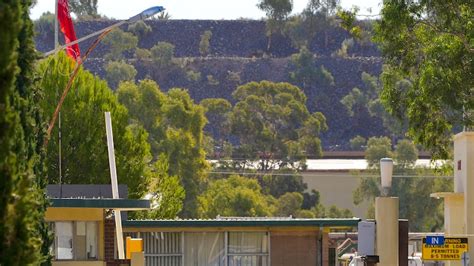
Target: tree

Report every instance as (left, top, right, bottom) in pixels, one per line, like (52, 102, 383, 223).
(302, 189, 320, 209)
(275, 192, 303, 217)
(34, 12, 54, 42)
(325, 205, 353, 218)
(39, 53, 152, 198)
(198, 175, 274, 218)
(350, 135, 366, 151)
(289, 46, 335, 88)
(150, 41, 175, 68)
(353, 138, 451, 231)
(150, 42, 178, 80)
(199, 30, 212, 56)
(127, 21, 152, 38)
(206, 75, 219, 86)
(258, 0, 293, 21)
(1, 0, 50, 264)
(332, 38, 354, 58)
(395, 139, 418, 169)
(283, 0, 340, 49)
(284, 15, 311, 49)
(365, 137, 392, 168)
(230, 81, 327, 171)
(305, 0, 340, 47)
(295, 209, 316, 218)
(69, 0, 99, 19)
(186, 70, 201, 82)
(105, 60, 137, 89)
(340, 87, 367, 117)
(341, 72, 407, 138)
(134, 154, 185, 219)
(135, 48, 151, 62)
(200, 98, 232, 157)
(156, 11, 171, 20)
(373, 1, 474, 159)
(102, 29, 138, 59)
(227, 71, 242, 83)
(257, 0, 293, 50)
(117, 80, 209, 217)
(261, 172, 307, 198)
(311, 203, 353, 218)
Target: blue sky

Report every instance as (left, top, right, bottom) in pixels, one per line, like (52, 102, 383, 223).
(31, 0, 382, 20)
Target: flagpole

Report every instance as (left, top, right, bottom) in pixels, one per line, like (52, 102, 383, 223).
(54, 0, 63, 198)
(44, 6, 165, 145)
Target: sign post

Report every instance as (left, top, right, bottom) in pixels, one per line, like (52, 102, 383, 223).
(462, 252, 470, 266)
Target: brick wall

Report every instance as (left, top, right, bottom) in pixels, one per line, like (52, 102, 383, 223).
(322, 230, 329, 266)
(104, 219, 131, 266)
(270, 230, 319, 266)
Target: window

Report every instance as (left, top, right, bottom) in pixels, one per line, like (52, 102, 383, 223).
(56, 222, 73, 260)
(184, 232, 225, 266)
(228, 232, 269, 266)
(52, 221, 98, 260)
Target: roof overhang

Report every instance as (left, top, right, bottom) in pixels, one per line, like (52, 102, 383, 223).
(430, 192, 464, 200)
(50, 198, 150, 210)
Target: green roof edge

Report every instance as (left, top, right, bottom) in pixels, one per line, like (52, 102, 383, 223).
(123, 218, 361, 228)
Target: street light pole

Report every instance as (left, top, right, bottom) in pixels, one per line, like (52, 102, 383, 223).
(44, 6, 165, 57)
(43, 6, 165, 146)
(376, 158, 399, 266)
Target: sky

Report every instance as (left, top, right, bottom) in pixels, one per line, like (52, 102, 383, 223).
(31, 0, 382, 20)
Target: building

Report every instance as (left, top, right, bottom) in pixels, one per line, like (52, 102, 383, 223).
(45, 198, 150, 266)
(45, 185, 361, 266)
(123, 217, 360, 266)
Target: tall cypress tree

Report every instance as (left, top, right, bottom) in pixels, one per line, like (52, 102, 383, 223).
(0, 0, 50, 264)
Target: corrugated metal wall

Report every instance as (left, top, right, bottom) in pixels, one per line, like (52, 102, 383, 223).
(124, 231, 272, 266)
(143, 232, 182, 266)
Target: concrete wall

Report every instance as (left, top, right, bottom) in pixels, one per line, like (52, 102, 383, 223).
(303, 171, 370, 219)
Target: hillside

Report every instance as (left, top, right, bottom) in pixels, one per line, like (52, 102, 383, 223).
(35, 19, 386, 150)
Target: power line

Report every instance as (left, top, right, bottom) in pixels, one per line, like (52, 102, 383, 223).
(206, 171, 453, 179)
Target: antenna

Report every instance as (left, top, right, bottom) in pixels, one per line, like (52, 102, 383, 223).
(55, 0, 63, 197)
(59, 111, 62, 198)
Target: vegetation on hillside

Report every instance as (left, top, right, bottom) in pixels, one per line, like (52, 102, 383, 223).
(2, 0, 470, 261)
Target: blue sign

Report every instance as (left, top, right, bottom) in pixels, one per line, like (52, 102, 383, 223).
(426, 236, 445, 245)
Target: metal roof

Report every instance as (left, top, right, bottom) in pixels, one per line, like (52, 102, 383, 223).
(123, 217, 361, 228)
(50, 198, 150, 210)
(46, 184, 128, 199)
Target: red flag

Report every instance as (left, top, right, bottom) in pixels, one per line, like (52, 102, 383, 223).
(57, 0, 81, 60)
